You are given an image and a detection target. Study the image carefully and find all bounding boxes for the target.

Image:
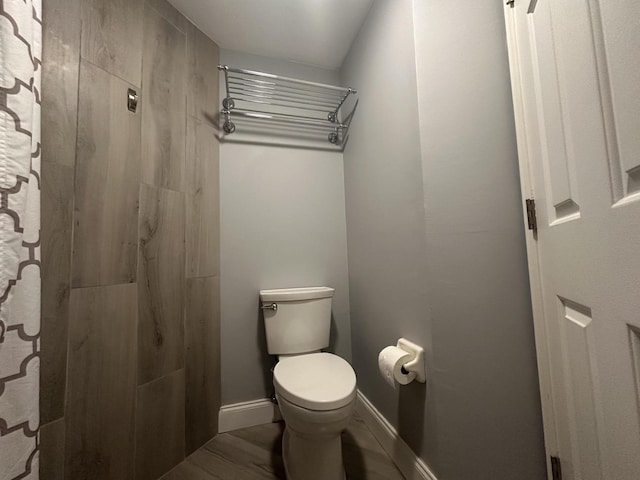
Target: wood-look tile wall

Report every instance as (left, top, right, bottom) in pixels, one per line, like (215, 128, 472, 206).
(40, 0, 221, 478)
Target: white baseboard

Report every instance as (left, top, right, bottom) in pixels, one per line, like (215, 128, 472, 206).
(355, 390, 438, 480)
(218, 398, 282, 433)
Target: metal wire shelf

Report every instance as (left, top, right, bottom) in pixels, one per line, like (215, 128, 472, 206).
(218, 65, 358, 146)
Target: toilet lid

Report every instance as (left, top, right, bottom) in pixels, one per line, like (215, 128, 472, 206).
(274, 353, 357, 411)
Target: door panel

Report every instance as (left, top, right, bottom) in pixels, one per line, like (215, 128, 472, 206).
(527, 2, 581, 224)
(505, 1, 640, 479)
(593, 0, 640, 201)
(558, 300, 603, 480)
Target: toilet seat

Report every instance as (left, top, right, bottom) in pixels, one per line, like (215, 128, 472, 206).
(274, 353, 356, 411)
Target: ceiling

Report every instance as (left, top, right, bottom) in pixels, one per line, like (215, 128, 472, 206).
(168, 0, 374, 69)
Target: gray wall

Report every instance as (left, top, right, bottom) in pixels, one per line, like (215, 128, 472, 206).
(220, 50, 352, 404)
(341, 1, 546, 479)
(340, 0, 434, 440)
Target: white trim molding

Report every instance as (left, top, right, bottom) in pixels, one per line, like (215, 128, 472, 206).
(218, 398, 282, 433)
(355, 390, 438, 480)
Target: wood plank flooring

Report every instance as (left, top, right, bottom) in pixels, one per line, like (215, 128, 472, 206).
(161, 415, 405, 480)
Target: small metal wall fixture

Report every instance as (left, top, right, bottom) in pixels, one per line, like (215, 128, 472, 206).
(127, 88, 138, 113)
(218, 65, 358, 147)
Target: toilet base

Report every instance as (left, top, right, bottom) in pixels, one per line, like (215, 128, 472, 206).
(282, 427, 346, 480)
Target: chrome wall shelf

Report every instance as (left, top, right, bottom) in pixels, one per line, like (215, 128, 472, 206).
(218, 65, 358, 146)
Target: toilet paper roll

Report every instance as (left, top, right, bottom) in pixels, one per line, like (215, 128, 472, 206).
(378, 346, 417, 388)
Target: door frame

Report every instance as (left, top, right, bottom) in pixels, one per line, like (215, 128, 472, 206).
(503, 4, 558, 479)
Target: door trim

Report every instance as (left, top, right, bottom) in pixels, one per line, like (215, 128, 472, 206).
(503, 5, 558, 479)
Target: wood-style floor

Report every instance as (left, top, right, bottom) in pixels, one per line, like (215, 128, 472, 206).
(161, 415, 405, 480)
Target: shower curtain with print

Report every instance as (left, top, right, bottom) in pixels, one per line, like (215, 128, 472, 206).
(0, 0, 42, 478)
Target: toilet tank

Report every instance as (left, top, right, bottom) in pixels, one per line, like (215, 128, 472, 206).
(259, 286, 335, 355)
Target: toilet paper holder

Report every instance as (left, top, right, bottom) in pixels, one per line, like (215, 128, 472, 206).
(396, 338, 426, 383)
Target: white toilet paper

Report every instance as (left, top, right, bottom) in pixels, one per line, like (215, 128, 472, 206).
(378, 346, 417, 388)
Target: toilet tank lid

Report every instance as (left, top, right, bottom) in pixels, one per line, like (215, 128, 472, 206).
(259, 286, 335, 302)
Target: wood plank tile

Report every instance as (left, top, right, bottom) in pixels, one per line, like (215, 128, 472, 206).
(40, 313, 68, 423)
(40, 162, 73, 423)
(186, 118, 219, 278)
(138, 184, 185, 384)
(72, 61, 140, 288)
(141, 7, 186, 192)
(81, 0, 144, 86)
(342, 416, 405, 480)
(145, 0, 188, 33)
(185, 276, 221, 454)
(185, 118, 219, 195)
(163, 448, 278, 480)
(343, 414, 388, 452)
(136, 370, 186, 480)
(159, 455, 213, 480)
(42, 0, 80, 168)
(40, 418, 65, 480)
(185, 187, 219, 278)
(162, 417, 406, 480)
(65, 284, 137, 480)
(43, 0, 81, 50)
(186, 23, 220, 123)
(41, 143, 73, 338)
(164, 423, 285, 479)
(193, 440, 283, 480)
(226, 422, 285, 463)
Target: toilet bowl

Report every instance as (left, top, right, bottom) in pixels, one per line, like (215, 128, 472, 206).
(274, 353, 356, 480)
(278, 395, 356, 480)
(259, 287, 357, 480)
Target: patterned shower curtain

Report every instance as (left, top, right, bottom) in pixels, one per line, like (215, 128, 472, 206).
(0, 0, 42, 478)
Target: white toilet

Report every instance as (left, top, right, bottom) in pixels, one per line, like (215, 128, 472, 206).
(259, 286, 356, 480)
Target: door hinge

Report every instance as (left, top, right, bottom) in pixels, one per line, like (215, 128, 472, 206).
(506, 0, 515, 7)
(525, 198, 537, 233)
(551, 456, 562, 480)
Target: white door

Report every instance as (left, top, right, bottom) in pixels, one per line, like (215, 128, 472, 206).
(504, 1, 640, 479)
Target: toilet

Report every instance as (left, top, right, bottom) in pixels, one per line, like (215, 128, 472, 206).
(259, 286, 356, 480)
